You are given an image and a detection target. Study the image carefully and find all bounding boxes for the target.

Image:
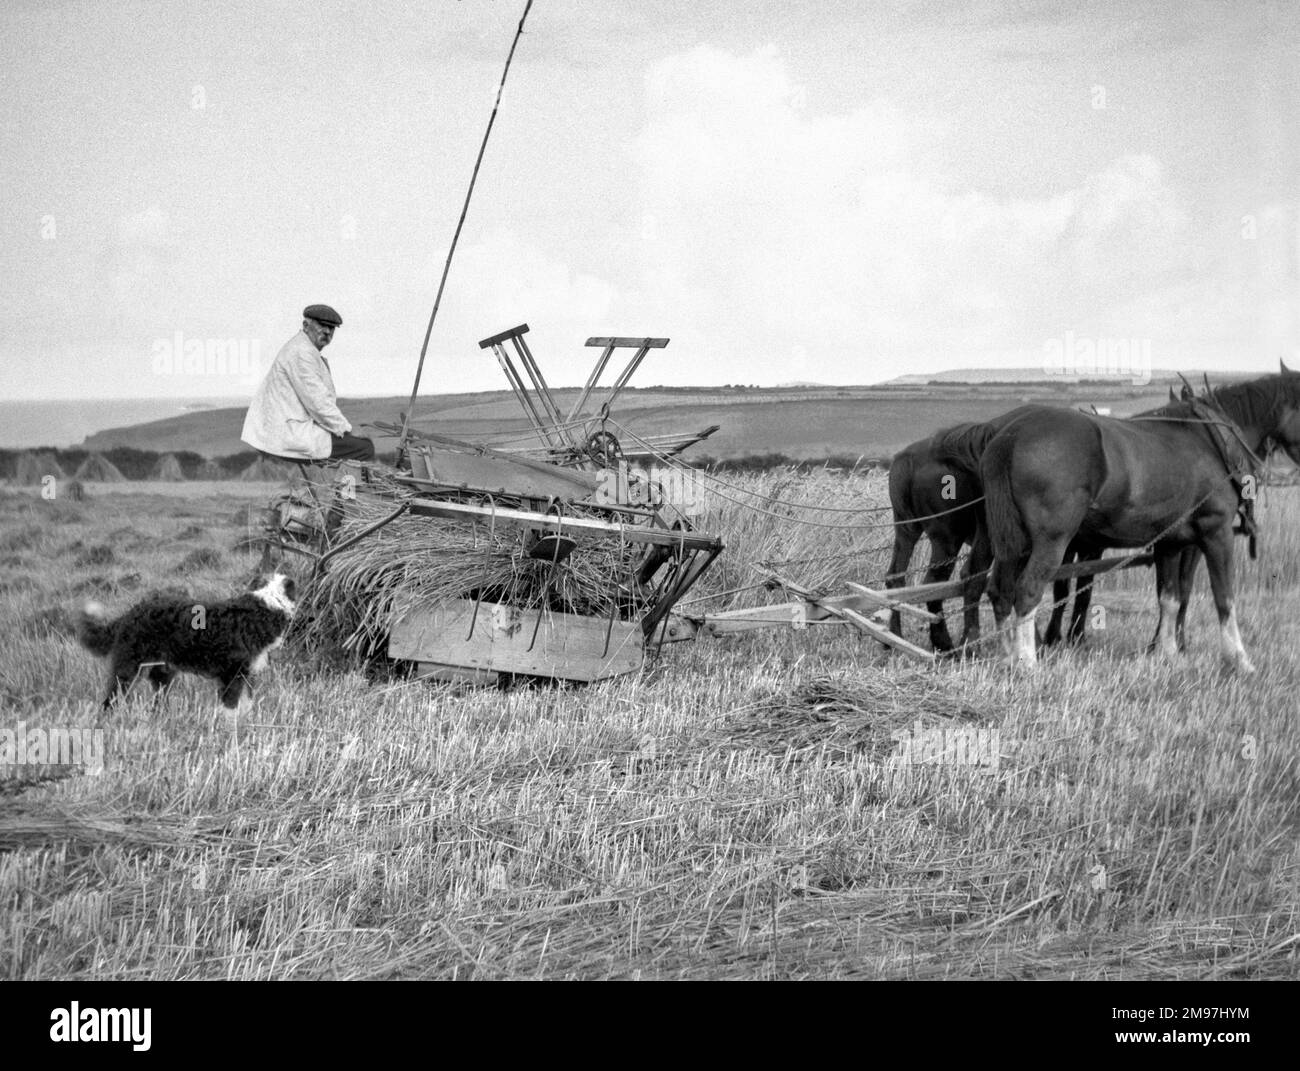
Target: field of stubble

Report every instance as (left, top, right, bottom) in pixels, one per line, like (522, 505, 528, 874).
(1, 471, 1297, 979)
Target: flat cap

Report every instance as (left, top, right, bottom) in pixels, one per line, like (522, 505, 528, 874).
(303, 304, 342, 326)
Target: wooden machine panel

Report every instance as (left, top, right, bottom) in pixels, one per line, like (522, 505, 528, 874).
(389, 599, 644, 682)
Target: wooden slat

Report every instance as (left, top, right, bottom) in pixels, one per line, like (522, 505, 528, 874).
(836, 606, 936, 662)
(478, 323, 530, 348)
(391, 426, 598, 486)
(696, 556, 1154, 647)
(391, 599, 643, 682)
(702, 600, 871, 633)
(755, 569, 934, 663)
(698, 552, 1154, 637)
(408, 446, 597, 500)
(406, 498, 723, 551)
(843, 582, 940, 623)
(878, 552, 1153, 606)
(585, 336, 669, 348)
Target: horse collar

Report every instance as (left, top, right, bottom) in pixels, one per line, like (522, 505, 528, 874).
(1184, 396, 1261, 558)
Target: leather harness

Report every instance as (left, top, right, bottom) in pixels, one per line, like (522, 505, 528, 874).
(1130, 395, 1262, 559)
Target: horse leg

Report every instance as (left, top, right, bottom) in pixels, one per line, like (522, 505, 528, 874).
(958, 524, 991, 649)
(1175, 546, 1201, 652)
(1042, 545, 1075, 647)
(923, 531, 961, 653)
(1010, 536, 1073, 667)
(1199, 529, 1255, 673)
(1149, 547, 1184, 663)
(987, 556, 1021, 663)
(884, 525, 921, 639)
(1067, 546, 1101, 645)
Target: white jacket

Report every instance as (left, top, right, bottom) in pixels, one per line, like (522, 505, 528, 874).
(241, 331, 352, 460)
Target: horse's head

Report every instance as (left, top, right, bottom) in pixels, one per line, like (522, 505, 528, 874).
(1266, 375, 1300, 467)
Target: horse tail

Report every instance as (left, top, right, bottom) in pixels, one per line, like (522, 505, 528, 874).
(885, 449, 923, 604)
(933, 421, 999, 480)
(887, 447, 914, 523)
(980, 427, 1028, 564)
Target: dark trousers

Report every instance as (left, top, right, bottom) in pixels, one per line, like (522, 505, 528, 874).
(257, 445, 367, 543)
(257, 434, 375, 467)
(329, 432, 376, 461)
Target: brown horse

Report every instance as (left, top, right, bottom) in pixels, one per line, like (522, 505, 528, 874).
(884, 422, 996, 651)
(888, 407, 1148, 654)
(1045, 385, 1204, 650)
(980, 373, 1300, 671)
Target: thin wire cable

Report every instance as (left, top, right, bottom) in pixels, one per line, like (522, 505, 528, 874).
(611, 420, 983, 529)
(608, 420, 896, 514)
(398, 0, 535, 457)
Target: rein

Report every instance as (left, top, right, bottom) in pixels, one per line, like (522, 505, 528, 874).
(1126, 413, 1267, 471)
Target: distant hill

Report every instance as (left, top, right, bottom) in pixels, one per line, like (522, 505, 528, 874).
(886, 367, 1244, 385)
(78, 379, 1186, 461)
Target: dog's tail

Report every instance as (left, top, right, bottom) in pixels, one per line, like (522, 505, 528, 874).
(77, 602, 116, 656)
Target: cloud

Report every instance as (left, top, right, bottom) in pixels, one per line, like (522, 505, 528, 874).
(352, 226, 621, 394)
(106, 205, 182, 333)
(629, 45, 1251, 381)
(1104, 201, 1300, 363)
(450, 226, 617, 331)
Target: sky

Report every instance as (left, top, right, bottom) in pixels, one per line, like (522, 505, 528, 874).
(1, 0, 1296, 401)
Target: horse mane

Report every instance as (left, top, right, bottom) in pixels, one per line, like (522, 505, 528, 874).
(1204, 374, 1300, 431)
(932, 421, 1000, 477)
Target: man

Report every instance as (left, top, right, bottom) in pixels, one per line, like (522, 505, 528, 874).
(241, 304, 376, 463)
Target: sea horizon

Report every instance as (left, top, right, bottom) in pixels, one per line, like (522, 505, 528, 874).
(0, 397, 251, 450)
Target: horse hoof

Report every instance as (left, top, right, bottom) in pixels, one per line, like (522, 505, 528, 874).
(930, 635, 955, 653)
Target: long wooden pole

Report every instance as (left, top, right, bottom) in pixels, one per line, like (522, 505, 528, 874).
(397, 0, 535, 464)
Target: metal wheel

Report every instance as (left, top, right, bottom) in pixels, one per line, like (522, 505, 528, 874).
(584, 430, 624, 468)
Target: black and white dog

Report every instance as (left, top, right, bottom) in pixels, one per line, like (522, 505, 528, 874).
(78, 573, 296, 720)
